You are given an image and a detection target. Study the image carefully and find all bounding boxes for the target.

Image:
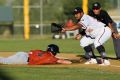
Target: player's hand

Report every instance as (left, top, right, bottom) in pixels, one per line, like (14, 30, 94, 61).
(112, 33, 120, 39)
(57, 59, 72, 64)
(116, 34, 120, 39)
(61, 28, 66, 32)
(75, 34, 81, 40)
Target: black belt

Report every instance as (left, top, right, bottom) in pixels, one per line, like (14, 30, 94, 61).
(27, 57, 29, 62)
(104, 25, 107, 27)
(85, 35, 95, 39)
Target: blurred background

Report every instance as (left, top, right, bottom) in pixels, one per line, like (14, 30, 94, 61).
(0, 0, 120, 40)
(0, 1, 120, 79)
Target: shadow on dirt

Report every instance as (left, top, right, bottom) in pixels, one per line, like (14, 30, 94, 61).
(70, 55, 119, 64)
(76, 55, 118, 60)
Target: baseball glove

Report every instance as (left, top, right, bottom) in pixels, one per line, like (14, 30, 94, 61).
(51, 23, 64, 33)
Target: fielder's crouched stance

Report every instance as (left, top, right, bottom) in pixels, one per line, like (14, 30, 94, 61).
(62, 7, 112, 66)
(0, 44, 72, 65)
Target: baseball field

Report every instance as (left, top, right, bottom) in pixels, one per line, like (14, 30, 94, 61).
(0, 38, 120, 80)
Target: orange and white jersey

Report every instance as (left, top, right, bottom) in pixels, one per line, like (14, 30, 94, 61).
(0, 50, 58, 65)
(28, 50, 58, 65)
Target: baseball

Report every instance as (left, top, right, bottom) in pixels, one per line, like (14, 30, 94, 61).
(35, 24, 39, 28)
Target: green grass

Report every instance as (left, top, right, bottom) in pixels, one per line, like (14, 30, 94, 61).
(0, 37, 115, 56)
(0, 38, 119, 80)
(0, 38, 82, 52)
(0, 67, 120, 80)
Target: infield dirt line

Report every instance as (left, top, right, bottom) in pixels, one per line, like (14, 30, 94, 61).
(110, 65, 120, 68)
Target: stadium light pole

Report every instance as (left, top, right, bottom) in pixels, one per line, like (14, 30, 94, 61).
(82, 0, 88, 14)
(24, 0, 30, 40)
(40, 0, 43, 36)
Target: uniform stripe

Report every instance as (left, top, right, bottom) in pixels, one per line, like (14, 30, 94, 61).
(78, 22, 87, 29)
(85, 35, 95, 39)
(98, 28, 105, 45)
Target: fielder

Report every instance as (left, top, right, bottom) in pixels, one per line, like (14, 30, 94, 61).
(88, 2, 120, 59)
(62, 7, 112, 65)
(0, 44, 72, 65)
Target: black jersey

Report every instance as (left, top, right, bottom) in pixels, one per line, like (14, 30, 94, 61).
(88, 9, 113, 26)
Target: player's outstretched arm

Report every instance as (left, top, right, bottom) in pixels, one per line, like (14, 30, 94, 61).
(57, 59, 72, 64)
(62, 24, 82, 33)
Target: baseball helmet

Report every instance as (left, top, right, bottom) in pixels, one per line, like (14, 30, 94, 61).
(47, 44, 60, 56)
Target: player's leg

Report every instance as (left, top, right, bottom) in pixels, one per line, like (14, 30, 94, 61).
(112, 24, 120, 59)
(112, 38, 120, 59)
(89, 44, 96, 58)
(15, 52, 29, 64)
(94, 27, 111, 65)
(0, 52, 28, 64)
(80, 36, 97, 64)
(84, 44, 96, 59)
(80, 36, 94, 59)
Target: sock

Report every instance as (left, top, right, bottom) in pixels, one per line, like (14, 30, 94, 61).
(96, 45, 108, 59)
(84, 45, 96, 59)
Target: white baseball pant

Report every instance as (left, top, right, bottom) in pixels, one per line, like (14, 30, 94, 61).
(0, 52, 28, 64)
(80, 27, 112, 48)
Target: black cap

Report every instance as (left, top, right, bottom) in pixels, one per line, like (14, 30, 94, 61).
(92, 2, 101, 10)
(73, 7, 83, 14)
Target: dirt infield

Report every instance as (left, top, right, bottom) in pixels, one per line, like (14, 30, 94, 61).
(0, 52, 120, 72)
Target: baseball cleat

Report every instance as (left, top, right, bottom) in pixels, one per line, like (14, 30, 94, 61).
(84, 58, 97, 64)
(99, 59, 110, 66)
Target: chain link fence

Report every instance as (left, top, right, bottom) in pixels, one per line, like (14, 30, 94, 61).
(0, 0, 120, 39)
